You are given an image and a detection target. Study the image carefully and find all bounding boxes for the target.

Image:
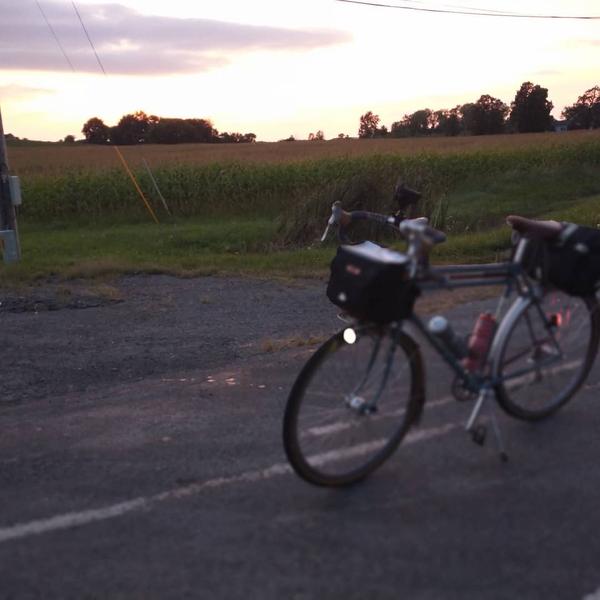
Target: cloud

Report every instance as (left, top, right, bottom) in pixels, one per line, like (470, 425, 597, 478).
(0, 1, 351, 75)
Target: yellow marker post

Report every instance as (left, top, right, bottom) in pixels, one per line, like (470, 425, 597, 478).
(112, 146, 159, 224)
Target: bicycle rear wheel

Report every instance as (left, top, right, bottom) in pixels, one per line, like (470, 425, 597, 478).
(283, 325, 424, 487)
(494, 289, 600, 421)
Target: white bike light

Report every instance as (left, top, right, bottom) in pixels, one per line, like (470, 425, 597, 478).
(343, 328, 357, 344)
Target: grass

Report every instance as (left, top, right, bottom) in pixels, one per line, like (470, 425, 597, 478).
(4, 194, 599, 286)
(441, 164, 600, 233)
(0, 217, 334, 285)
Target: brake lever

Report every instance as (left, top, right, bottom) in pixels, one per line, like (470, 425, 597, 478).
(320, 220, 333, 242)
(321, 202, 344, 242)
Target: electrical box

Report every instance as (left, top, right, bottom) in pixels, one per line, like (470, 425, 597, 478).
(9, 176, 21, 206)
(0, 229, 19, 263)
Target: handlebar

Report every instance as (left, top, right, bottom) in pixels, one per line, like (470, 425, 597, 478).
(320, 201, 446, 277)
(322, 201, 446, 246)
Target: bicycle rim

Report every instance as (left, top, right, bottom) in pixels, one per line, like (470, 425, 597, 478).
(495, 290, 600, 421)
(283, 326, 423, 486)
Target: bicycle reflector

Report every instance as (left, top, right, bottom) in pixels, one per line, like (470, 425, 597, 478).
(549, 313, 562, 328)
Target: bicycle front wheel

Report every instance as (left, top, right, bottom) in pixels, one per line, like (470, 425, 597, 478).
(494, 289, 600, 421)
(283, 325, 424, 487)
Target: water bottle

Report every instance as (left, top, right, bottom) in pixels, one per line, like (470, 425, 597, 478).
(463, 313, 497, 372)
(428, 316, 468, 359)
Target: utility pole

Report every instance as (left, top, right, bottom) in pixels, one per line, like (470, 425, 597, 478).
(0, 106, 21, 263)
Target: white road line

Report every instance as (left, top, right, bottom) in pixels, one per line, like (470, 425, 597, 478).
(306, 395, 455, 437)
(582, 586, 600, 600)
(307, 423, 457, 466)
(503, 359, 581, 392)
(0, 422, 457, 546)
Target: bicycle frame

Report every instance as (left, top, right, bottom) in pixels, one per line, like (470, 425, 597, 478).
(331, 211, 575, 415)
(365, 238, 561, 398)
(346, 331, 398, 414)
(409, 259, 523, 393)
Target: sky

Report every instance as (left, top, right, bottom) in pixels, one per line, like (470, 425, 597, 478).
(0, 0, 599, 141)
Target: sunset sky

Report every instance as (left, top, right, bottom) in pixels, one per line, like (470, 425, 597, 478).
(1, 0, 599, 141)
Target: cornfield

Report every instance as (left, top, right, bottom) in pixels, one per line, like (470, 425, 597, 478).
(9, 130, 600, 176)
(14, 136, 600, 225)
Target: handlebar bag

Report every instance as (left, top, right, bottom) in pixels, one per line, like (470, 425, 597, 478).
(326, 242, 419, 323)
(523, 223, 600, 297)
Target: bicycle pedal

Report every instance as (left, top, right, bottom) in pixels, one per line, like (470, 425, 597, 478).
(470, 424, 487, 446)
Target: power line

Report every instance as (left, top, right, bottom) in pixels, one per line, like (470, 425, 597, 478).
(437, 3, 513, 14)
(71, 1, 107, 76)
(33, 1, 160, 224)
(70, 1, 159, 223)
(35, 0, 76, 72)
(335, 0, 600, 20)
(393, 0, 514, 15)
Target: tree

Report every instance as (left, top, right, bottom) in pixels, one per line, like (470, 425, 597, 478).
(147, 118, 193, 144)
(390, 119, 410, 138)
(562, 86, 600, 130)
(510, 82, 553, 133)
(390, 109, 433, 137)
(110, 111, 151, 145)
(433, 107, 462, 136)
(82, 117, 110, 144)
(308, 130, 324, 141)
(144, 117, 217, 144)
(461, 95, 508, 135)
(81, 112, 245, 145)
(63, 135, 76, 144)
(186, 118, 218, 143)
(407, 109, 433, 136)
(218, 131, 255, 143)
(358, 111, 380, 138)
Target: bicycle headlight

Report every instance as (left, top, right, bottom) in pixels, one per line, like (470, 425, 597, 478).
(343, 328, 357, 344)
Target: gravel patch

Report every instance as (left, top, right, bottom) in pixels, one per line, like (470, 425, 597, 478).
(0, 275, 336, 406)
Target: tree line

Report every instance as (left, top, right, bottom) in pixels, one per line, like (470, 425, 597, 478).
(82, 111, 256, 145)
(358, 83, 600, 138)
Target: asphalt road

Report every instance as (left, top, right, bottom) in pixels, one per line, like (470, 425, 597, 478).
(2, 276, 600, 599)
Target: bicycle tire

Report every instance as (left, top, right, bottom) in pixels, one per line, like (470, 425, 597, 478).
(283, 325, 425, 487)
(493, 289, 600, 421)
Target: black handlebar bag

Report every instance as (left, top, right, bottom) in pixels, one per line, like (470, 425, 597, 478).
(523, 223, 600, 297)
(326, 242, 420, 324)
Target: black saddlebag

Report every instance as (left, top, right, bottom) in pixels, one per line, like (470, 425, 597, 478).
(524, 223, 600, 297)
(326, 242, 419, 323)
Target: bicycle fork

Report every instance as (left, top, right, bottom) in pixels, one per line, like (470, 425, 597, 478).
(465, 385, 509, 462)
(345, 334, 397, 415)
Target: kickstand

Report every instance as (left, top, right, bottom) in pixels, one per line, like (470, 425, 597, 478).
(465, 387, 509, 463)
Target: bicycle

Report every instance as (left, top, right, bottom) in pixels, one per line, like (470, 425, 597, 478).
(282, 187, 600, 487)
